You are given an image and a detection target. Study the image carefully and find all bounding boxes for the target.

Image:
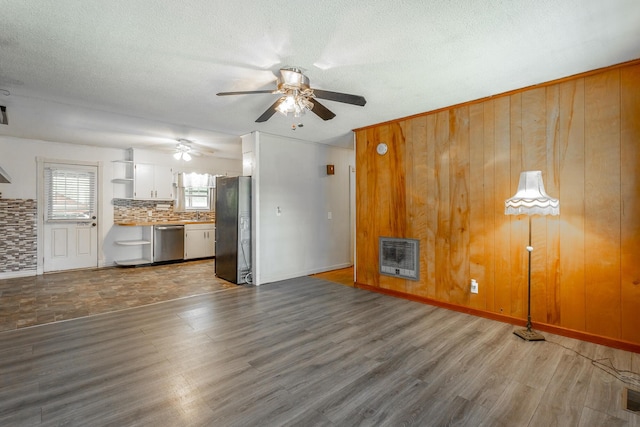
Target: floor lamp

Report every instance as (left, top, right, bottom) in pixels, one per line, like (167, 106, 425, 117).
(505, 171, 559, 341)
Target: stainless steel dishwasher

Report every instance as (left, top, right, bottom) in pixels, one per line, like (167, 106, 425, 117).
(153, 225, 184, 262)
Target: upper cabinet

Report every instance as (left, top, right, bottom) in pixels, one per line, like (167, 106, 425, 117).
(134, 163, 174, 200)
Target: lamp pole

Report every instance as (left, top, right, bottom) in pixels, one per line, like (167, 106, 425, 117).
(526, 215, 533, 333)
(514, 215, 545, 341)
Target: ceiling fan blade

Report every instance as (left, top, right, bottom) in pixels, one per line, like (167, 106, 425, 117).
(217, 90, 276, 96)
(312, 89, 366, 106)
(256, 98, 285, 122)
(309, 99, 336, 121)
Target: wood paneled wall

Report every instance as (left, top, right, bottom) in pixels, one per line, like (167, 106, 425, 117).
(355, 61, 640, 348)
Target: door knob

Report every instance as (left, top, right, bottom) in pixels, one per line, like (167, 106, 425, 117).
(92, 223, 97, 227)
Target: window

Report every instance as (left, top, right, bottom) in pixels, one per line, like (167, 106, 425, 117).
(184, 186, 210, 210)
(174, 172, 216, 212)
(45, 166, 96, 221)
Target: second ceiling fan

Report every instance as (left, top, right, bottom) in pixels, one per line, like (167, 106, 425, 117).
(217, 67, 366, 122)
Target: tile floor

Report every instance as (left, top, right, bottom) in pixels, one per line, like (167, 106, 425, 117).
(0, 259, 237, 332)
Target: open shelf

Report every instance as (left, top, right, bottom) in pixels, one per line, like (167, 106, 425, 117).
(113, 223, 153, 266)
(115, 240, 151, 246)
(112, 150, 135, 199)
(114, 258, 153, 266)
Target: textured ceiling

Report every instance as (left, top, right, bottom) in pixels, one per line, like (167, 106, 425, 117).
(1, 0, 639, 159)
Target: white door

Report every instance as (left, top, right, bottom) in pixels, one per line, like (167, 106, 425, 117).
(43, 163, 98, 272)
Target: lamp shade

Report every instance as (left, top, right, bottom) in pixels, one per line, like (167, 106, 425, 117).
(505, 171, 559, 216)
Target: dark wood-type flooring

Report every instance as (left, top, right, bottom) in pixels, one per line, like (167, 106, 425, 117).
(1, 264, 639, 425)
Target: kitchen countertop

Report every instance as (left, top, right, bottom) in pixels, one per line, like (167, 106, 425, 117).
(115, 220, 215, 226)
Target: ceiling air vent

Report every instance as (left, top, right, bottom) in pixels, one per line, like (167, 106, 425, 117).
(625, 388, 640, 413)
(0, 165, 11, 184)
(379, 237, 419, 281)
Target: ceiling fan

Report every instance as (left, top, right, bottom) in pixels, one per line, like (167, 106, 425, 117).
(147, 139, 217, 161)
(173, 139, 194, 161)
(216, 67, 366, 122)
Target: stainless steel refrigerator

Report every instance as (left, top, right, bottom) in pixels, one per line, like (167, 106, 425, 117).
(215, 176, 251, 284)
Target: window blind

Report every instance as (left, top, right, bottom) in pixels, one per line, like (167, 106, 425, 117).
(45, 167, 96, 221)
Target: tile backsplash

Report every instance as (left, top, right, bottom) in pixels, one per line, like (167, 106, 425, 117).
(113, 199, 215, 223)
(0, 199, 37, 273)
(0, 198, 214, 276)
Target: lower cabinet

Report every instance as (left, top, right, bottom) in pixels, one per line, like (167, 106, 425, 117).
(114, 225, 153, 266)
(184, 223, 215, 260)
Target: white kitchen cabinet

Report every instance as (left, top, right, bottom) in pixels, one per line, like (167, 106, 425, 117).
(184, 223, 215, 259)
(134, 163, 174, 200)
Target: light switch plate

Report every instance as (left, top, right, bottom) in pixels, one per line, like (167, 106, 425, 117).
(471, 279, 478, 294)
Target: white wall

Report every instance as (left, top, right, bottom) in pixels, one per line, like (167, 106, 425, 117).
(244, 132, 354, 285)
(0, 136, 241, 273)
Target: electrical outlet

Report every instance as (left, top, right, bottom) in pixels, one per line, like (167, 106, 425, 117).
(470, 279, 478, 294)
(147, 210, 153, 217)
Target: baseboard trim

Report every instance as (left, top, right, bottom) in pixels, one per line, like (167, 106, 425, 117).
(355, 282, 640, 354)
(259, 263, 352, 286)
(307, 263, 352, 276)
(0, 270, 37, 279)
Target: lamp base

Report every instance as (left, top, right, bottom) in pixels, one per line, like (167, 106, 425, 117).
(513, 329, 545, 341)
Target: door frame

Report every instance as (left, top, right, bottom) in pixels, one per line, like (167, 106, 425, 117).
(36, 157, 103, 275)
(349, 164, 356, 268)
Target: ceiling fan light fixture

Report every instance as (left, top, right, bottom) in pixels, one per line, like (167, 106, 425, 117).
(276, 95, 295, 115)
(276, 93, 313, 118)
(174, 139, 192, 161)
(298, 96, 313, 111)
